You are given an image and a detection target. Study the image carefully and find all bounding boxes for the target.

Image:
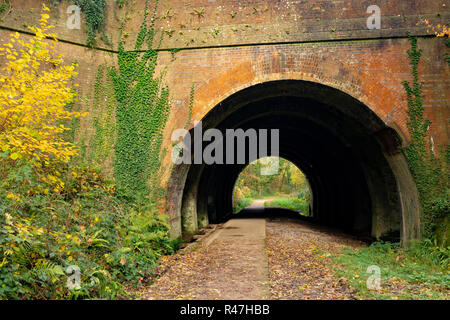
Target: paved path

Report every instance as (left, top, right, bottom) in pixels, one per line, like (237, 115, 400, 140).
(144, 217, 269, 299)
(202, 218, 269, 299)
(247, 199, 267, 208)
(143, 208, 364, 300)
(247, 197, 280, 209)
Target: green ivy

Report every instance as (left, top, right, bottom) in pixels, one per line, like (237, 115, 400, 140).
(87, 63, 116, 172)
(63, 99, 80, 144)
(403, 36, 449, 241)
(75, 0, 108, 47)
(185, 84, 194, 129)
(0, 0, 10, 15)
(53, 0, 109, 47)
(109, 0, 170, 202)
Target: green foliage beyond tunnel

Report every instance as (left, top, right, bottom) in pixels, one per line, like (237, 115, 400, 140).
(233, 158, 310, 214)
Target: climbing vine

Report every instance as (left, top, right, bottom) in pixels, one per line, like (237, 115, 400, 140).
(87, 63, 116, 172)
(76, 0, 108, 47)
(109, 0, 170, 202)
(185, 84, 195, 129)
(0, 0, 10, 15)
(403, 36, 449, 241)
(53, 0, 109, 47)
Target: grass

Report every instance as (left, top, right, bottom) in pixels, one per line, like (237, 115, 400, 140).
(330, 240, 450, 300)
(233, 198, 254, 213)
(265, 197, 309, 214)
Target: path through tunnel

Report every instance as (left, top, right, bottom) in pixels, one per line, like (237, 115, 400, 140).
(231, 156, 312, 216)
(169, 80, 422, 243)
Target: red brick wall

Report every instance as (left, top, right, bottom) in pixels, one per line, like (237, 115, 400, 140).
(0, 0, 448, 185)
(159, 37, 449, 183)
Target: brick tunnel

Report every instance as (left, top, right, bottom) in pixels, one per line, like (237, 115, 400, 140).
(168, 80, 422, 244)
(2, 0, 443, 246)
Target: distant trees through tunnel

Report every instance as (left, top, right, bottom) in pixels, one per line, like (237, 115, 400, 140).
(232, 157, 311, 215)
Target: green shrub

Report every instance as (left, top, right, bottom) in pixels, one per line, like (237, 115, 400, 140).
(233, 198, 253, 213)
(265, 197, 309, 214)
(0, 164, 175, 299)
(430, 194, 450, 246)
(297, 189, 310, 202)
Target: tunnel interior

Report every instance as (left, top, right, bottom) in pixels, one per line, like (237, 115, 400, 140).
(176, 80, 405, 240)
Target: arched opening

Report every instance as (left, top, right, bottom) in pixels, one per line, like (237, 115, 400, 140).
(168, 80, 421, 244)
(232, 157, 311, 216)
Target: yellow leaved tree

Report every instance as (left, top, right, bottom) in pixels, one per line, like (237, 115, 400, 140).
(0, 4, 85, 192)
(290, 165, 306, 188)
(423, 19, 449, 37)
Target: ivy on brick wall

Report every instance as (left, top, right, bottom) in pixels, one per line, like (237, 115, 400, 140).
(109, 0, 171, 202)
(403, 36, 449, 242)
(54, 0, 109, 47)
(61, 0, 193, 206)
(62, 64, 116, 177)
(185, 84, 194, 129)
(75, 0, 108, 47)
(89, 63, 116, 171)
(0, 0, 10, 15)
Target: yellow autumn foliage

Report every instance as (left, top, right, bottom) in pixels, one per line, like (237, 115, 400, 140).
(424, 19, 449, 37)
(290, 167, 306, 188)
(0, 4, 85, 174)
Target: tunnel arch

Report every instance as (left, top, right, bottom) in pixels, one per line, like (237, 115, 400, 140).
(167, 80, 422, 244)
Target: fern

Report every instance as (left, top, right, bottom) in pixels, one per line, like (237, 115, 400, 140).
(33, 259, 64, 281)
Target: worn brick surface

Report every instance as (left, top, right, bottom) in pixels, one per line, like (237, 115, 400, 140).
(160, 37, 448, 174)
(0, 0, 448, 188)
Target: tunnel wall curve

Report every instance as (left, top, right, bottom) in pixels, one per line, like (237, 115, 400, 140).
(166, 78, 422, 245)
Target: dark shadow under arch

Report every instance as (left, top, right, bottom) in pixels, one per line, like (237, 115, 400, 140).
(167, 80, 422, 244)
